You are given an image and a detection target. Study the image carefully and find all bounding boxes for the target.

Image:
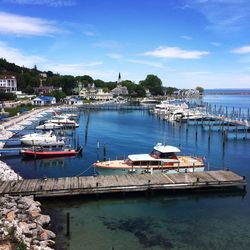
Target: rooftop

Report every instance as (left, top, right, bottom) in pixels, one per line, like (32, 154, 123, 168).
(153, 143, 181, 153)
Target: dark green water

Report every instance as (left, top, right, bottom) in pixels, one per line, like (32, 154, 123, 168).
(3, 104, 250, 249)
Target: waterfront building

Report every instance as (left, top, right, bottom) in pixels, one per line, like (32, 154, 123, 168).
(64, 97, 83, 105)
(174, 89, 200, 97)
(79, 83, 113, 100)
(0, 75, 17, 93)
(32, 96, 56, 106)
(95, 88, 113, 101)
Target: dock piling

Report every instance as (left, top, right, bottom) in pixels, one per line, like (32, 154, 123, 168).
(103, 144, 106, 161)
(66, 212, 70, 237)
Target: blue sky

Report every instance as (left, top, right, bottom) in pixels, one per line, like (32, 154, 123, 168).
(0, 0, 250, 88)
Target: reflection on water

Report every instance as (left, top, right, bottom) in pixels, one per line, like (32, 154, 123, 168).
(42, 191, 250, 250)
(2, 96, 250, 249)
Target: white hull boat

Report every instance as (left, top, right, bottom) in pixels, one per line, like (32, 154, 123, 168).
(20, 131, 65, 146)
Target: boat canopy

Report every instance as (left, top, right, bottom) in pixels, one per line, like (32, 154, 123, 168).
(128, 154, 159, 162)
(128, 153, 180, 163)
(153, 143, 181, 153)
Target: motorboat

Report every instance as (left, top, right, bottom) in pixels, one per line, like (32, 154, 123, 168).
(47, 118, 79, 128)
(21, 145, 83, 159)
(36, 122, 63, 130)
(94, 143, 205, 175)
(140, 98, 159, 104)
(20, 131, 65, 146)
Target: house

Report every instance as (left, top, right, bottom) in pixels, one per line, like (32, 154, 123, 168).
(33, 81, 61, 95)
(0, 75, 17, 93)
(79, 87, 88, 98)
(64, 97, 83, 106)
(95, 88, 113, 101)
(78, 83, 113, 100)
(111, 84, 128, 96)
(32, 96, 56, 106)
(174, 89, 200, 97)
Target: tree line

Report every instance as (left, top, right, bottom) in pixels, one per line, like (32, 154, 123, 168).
(0, 58, 181, 98)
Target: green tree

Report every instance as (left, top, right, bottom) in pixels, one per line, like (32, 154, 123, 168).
(163, 87, 178, 95)
(139, 74, 163, 95)
(48, 90, 66, 102)
(135, 85, 146, 97)
(196, 86, 204, 94)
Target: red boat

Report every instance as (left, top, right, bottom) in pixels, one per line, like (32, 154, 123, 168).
(21, 146, 83, 159)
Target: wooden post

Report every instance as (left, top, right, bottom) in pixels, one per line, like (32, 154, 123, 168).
(97, 140, 100, 161)
(103, 144, 106, 161)
(66, 212, 70, 237)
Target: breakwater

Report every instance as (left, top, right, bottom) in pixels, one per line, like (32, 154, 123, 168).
(0, 108, 56, 250)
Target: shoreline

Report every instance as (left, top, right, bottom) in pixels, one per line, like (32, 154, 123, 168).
(0, 107, 57, 250)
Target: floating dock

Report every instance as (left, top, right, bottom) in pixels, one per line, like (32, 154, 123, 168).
(0, 170, 246, 198)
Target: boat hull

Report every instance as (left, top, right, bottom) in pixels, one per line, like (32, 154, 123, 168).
(96, 165, 205, 175)
(21, 147, 82, 159)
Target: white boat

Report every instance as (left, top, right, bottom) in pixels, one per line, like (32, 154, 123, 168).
(94, 143, 205, 175)
(47, 118, 79, 128)
(36, 122, 63, 130)
(53, 114, 78, 120)
(19, 121, 33, 126)
(20, 131, 65, 146)
(140, 98, 159, 104)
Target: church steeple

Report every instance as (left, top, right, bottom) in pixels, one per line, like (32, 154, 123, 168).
(117, 72, 121, 84)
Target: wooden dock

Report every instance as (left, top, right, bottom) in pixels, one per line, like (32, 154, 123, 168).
(0, 170, 246, 198)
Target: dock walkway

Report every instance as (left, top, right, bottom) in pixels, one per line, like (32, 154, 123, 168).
(0, 170, 246, 198)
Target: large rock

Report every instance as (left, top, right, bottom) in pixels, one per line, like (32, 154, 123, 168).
(36, 215, 51, 226)
(39, 229, 56, 241)
(6, 211, 15, 222)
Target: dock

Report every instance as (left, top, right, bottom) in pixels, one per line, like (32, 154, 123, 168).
(0, 170, 246, 198)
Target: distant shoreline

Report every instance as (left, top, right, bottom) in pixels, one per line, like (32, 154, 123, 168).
(205, 92, 250, 95)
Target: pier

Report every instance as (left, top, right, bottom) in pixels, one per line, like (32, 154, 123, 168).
(80, 104, 150, 111)
(0, 170, 246, 198)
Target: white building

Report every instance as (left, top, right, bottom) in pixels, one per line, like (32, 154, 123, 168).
(64, 97, 83, 105)
(0, 75, 17, 93)
(32, 96, 56, 106)
(95, 88, 113, 101)
(79, 83, 113, 101)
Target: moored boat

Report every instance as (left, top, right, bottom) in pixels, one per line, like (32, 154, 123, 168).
(94, 143, 205, 175)
(21, 146, 83, 159)
(20, 131, 65, 146)
(36, 122, 63, 130)
(47, 118, 79, 128)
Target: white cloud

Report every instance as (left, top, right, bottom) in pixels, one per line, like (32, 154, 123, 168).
(144, 46, 210, 59)
(106, 53, 124, 59)
(83, 31, 96, 36)
(185, 0, 250, 33)
(231, 45, 250, 54)
(3, 0, 76, 7)
(180, 35, 192, 40)
(211, 42, 221, 46)
(126, 59, 163, 68)
(0, 11, 62, 36)
(0, 41, 46, 67)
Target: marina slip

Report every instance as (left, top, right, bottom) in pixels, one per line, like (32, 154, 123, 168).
(0, 91, 249, 249)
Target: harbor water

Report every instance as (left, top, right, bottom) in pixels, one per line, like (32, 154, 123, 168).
(2, 93, 250, 250)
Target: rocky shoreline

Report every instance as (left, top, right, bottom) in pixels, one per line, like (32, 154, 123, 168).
(0, 195, 55, 250)
(0, 108, 56, 250)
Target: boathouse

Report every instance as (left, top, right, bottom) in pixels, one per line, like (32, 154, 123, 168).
(32, 96, 56, 106)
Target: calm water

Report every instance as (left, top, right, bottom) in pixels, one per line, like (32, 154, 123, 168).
(2, 94, 250, 249)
